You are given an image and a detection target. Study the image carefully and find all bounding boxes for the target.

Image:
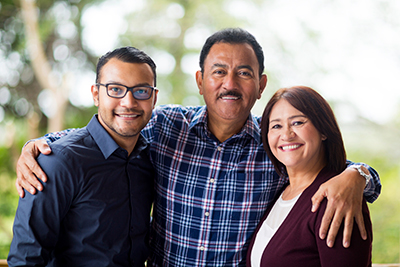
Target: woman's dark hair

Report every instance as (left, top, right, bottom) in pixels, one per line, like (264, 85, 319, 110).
(199, 28, 264, 78)
(261, 86, 346, 177)
(96, 46, 157, 86)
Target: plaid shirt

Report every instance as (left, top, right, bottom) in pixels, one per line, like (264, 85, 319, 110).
(44, 104, 381, 267)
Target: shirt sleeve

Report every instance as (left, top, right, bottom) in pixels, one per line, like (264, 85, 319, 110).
(8, 151, 76, 266)
(315, 199, 372, 267)
(22, 129, 79, 149)
(43, 128, 78, 144)
(346, 160, 381, 203)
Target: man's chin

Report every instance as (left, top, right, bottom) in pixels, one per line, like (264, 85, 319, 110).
(116, 131, 140, 138)
(111, 126, 141, 138)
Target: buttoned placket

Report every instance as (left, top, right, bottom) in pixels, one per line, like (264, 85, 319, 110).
(198, 142, 225, 255)
(118, 147, 137, 266)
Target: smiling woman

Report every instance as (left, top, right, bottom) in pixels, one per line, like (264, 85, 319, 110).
(267, 99, 327, 184)
(247, 86, 373, 267)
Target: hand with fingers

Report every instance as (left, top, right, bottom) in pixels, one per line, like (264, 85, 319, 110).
(311, 167, 367, 248)
(16, 139, 52, 198)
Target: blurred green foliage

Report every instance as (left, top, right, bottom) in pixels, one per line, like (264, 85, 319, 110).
(370, 169, 400, 263)
(0, 151, 18, 257)
(343, 117, 400, 263)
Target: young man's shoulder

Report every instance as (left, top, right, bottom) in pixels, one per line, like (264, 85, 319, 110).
(49, 127, 90, 152)
(37, 127, 93, 170)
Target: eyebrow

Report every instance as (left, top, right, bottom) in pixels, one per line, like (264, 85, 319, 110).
(270, 114, 307, 123)
(211, 63, 255, 73)
(105, 81, 153, 87)
(237, 65, 254, 73)
(211, 63, 227, 69)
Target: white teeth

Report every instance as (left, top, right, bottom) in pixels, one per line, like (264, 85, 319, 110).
(221, 96, 240, 100)
(119, 114, 138, 118)
(281, 145, 300, 150)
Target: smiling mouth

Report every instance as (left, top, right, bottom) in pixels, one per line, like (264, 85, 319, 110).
(220, 95, 241, 100)
(218, 92, 242, 100)
(280, 144, 301, 151)
(118, 114, 139, 118)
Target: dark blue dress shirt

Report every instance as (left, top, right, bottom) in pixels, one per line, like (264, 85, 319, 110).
(8, 115, 154, 267)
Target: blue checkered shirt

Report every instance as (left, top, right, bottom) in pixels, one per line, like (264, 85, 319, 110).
(44, 104, 381, 267)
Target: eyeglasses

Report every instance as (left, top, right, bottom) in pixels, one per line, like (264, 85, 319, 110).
(96, 83, 158, 100)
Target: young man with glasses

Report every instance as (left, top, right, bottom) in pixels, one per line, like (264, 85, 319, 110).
(8, 47, 158, 267)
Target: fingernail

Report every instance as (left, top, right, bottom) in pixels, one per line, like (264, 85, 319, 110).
(344, 241, 349, 247)
(30, 189, 35, 194)
(328, 240, 333, 247)
(311, 205, 316, 212)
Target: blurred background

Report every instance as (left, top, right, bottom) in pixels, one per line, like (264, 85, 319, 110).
(0, 0, 399, 263)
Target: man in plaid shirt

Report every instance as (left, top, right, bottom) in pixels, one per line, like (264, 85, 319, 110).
(16, 28, 381, 267)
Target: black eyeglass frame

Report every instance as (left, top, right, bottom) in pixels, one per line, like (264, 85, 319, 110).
(96, 83, 158, 100)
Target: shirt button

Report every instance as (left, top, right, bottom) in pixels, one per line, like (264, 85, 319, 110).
(217, 146, 222, 151)
(205, 212, 210, 217)
(210, 178, 215, 183)
(199, 246, 205, 251)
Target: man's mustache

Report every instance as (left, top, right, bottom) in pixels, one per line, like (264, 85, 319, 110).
(218, 91, 242, 99)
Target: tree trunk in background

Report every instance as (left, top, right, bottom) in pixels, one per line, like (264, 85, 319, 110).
(20, 0, 68, 133)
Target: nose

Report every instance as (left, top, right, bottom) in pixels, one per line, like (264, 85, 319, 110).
(281, 125, 295, 140)
(120, 91, 138, 108)
(222, 72, 237, 90)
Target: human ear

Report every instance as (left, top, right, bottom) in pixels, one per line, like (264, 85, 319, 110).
(152, 89, 158, 108)
(91, 84, 99, 107)
(195, 70, 204, 95)
(257, 74, 268, 99)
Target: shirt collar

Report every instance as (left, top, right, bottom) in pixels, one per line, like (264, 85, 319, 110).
(188, 106, 261, 144)
(87, 115, 149, 159)
(242, 113, 262, 144)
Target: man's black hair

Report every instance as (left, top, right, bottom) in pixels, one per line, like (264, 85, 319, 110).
(199, 28, 264, 77)
(96, 46, 157, 86)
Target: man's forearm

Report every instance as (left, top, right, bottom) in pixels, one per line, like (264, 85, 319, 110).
(346, 160, 381, 203)
(22, 128, 78, 149)
(44, 128, 78, 144)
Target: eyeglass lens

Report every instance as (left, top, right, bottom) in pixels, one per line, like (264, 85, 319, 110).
(106, 84, 153, 100)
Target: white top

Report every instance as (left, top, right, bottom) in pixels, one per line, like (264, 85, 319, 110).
(250, 192, 301, 267)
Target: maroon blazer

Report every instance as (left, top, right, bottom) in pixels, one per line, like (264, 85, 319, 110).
(246, 167, 372, 267)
